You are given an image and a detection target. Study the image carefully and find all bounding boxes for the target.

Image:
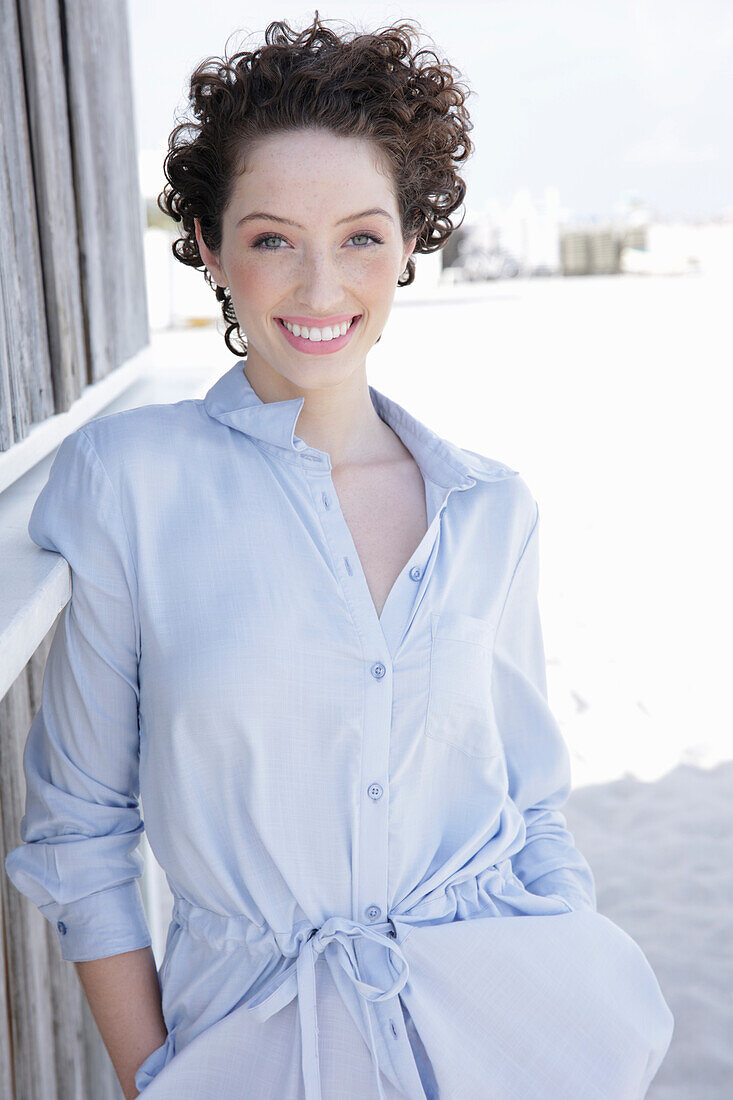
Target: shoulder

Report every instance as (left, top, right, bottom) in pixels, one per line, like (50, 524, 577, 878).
(458, 444, 519, 484)
(28, 405, 204, 565)
(442, 441, 539, 563)
(75, 398, 210, 491)
(454, 442, 535, 519)
(80, 398, 206, 462)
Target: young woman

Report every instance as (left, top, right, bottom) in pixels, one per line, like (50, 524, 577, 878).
(5, 14, 673, 1099)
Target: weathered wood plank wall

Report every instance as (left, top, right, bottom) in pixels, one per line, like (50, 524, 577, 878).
(61, 0, 149, 383)
(1, 638, 61, 1100)
(0, 0, 54, 452)
(17, 0, 89, 412)
(2, 0, 149, 1095)
(0, 0, 148, 450)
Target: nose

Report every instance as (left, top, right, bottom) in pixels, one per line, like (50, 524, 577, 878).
(295, 248, 349, 317)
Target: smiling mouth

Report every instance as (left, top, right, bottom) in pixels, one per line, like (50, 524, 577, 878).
(276, 315, 361, 340)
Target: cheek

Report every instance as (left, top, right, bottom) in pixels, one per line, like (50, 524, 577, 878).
(225, 259, 281, 308)
(343, 251, 403, 296)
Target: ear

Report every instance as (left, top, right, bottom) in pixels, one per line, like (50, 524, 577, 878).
(402, 234, 418, 271)
(194, 218, 227, 287)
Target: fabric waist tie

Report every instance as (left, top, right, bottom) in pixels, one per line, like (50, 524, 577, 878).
(244, 914, 410, 1100)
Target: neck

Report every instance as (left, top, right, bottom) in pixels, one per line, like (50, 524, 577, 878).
(242, 358, 391, 469)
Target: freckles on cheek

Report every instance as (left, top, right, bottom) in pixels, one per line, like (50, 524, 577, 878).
(352, 256, 401, 295)
(228, 262, 279, 311)
(231, 259, 268, 290)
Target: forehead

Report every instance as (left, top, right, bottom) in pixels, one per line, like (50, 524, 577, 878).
(227, 129, 397, 212)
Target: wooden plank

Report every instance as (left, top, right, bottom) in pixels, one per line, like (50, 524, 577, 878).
(17, 0, 89, 415)
(0, 864, 13, 1100)
(60, 0, 149, 383)
(0, 0, 54, 451)
(0, 263, 13, 453)
(0, 641, 60, 1099)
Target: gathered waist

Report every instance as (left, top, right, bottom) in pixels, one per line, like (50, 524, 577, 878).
(170, 893, 413, 1100)
(167, 855, 574, 964)
(168, 854, 532, 952)
(171, 891, 408, 952)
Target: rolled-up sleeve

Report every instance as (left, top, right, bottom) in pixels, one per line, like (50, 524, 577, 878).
(493, 498, 597, 914)
(4, 427, 152, 962)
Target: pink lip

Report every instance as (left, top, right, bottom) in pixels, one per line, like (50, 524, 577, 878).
(277, 313, 358, 327)
(276, 315, 361, 356)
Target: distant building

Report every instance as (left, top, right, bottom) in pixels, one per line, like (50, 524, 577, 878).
(560, 227, 622, 275)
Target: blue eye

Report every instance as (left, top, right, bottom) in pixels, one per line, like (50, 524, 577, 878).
(251, 232, 383, 251)
(349, 233, 383, 247)
(252, 234, 286, 250)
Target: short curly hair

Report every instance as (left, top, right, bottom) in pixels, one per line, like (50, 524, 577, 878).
(158, 10, 474, 355)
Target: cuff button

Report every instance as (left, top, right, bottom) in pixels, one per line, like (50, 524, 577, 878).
(57, 921, 67, 935)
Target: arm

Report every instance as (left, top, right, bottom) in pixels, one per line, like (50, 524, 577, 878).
(493, 498, 597, 912)
(75, 948, 166, 1100)
(4, 428, 164, 1094)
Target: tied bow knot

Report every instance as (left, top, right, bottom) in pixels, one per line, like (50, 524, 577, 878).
(246, 914, 410, 1100)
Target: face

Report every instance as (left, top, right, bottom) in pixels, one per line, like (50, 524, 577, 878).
(195, 128, 417, 392)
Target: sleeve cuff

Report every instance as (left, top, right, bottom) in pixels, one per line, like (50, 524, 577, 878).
(39, 879, 152, 962)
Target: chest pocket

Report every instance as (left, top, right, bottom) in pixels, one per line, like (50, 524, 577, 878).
(425, 610, 501, 759)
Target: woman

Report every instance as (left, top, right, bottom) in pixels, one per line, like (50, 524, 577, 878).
(5, 13, 673, 1100)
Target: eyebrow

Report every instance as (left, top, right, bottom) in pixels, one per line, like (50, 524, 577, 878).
(236, 207, 395, 229)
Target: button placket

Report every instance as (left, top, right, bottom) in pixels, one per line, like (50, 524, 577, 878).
(296, 443, 474, 1098)
(305, 455, 394, 945)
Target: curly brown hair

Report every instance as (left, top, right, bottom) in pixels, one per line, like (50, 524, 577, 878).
(158, 10, 474, 355)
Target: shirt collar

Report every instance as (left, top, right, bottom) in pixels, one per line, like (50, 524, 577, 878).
(203, 361, 518, 490)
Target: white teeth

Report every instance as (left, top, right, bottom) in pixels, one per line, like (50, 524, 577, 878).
(282, 319, 353, 341)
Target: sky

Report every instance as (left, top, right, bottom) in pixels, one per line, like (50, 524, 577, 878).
(127, 0, 733, 222)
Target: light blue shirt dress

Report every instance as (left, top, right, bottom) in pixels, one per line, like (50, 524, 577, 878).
(5, 361, 674, 1098)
